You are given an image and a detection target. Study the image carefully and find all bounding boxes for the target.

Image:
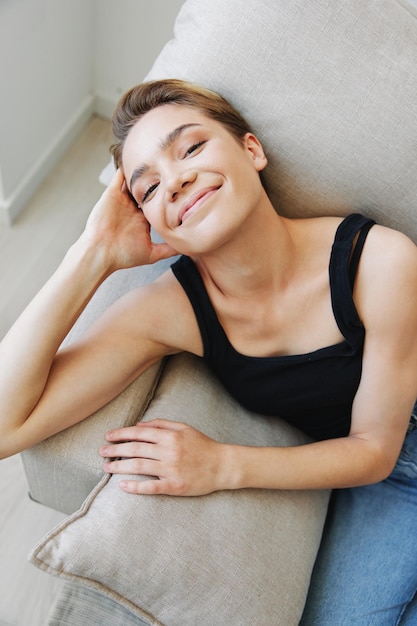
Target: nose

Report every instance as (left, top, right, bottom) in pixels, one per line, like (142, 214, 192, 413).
(165, 168, 197, 202)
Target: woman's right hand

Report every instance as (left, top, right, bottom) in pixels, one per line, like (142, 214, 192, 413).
(82, 168, 178, 273)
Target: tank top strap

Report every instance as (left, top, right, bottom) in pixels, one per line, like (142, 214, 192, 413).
(347, 219, 376, 290)
(171, 255, 223, 359)
(329, 213, 376, 344)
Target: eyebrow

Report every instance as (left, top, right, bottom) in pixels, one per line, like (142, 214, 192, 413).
(129, 123, 202, 192)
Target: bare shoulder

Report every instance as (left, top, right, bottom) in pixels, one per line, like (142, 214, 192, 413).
(361, 223, 417, 283)
(356, 223, 417, 328)
(104, 268, 203, 357)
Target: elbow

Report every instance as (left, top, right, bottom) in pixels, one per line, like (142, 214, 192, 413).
(377, 454, 398, 482)
(362, 448, 397, 485)
(369, 464, 394, 485)
(0, 427, 24, 460)
(0, 442, 13, 461)
(349, 434, 400, 487)
(0, 429, 10, 460)
(0, 443, 12, 461)
(348, 435, 398, 486)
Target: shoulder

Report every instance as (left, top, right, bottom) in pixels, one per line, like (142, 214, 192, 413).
(360, 224, 417, 288)
(366, 222, 416, 254)
(108, 267, 204, 357)
(356, 224, 417, 331)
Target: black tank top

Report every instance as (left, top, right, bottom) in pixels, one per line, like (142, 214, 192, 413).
(171, 214, 375, 440)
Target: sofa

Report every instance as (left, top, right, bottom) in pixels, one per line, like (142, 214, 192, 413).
(22, 0, 417, 624)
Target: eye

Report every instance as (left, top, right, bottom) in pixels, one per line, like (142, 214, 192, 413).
(184, 140, 206, 157)
(141, 182, 159, 204)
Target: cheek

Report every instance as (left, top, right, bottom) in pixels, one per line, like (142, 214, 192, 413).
(227, 157, 264, 197)
(141, 205, 158, 226)
(141, 202, 170, 237)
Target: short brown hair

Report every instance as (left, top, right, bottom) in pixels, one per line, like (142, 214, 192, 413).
(111, 79, 255, 169)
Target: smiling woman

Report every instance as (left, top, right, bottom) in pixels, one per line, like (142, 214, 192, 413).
(111, 80, 269, 209)
(117, 94, 268, 257)
(1, 77, 417, 624)
(127, 123, 212, 209)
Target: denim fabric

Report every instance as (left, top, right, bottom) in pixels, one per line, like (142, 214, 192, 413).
(300, 412, 417, 626)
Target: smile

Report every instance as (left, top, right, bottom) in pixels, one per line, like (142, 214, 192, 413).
(178, 186, 221, 225)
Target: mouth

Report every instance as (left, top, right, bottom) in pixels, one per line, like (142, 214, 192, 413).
(178, 186, 221, 225)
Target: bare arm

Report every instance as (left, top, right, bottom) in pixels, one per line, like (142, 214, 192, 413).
(101, 226, 417, 495)
(0, 170, 178, 459)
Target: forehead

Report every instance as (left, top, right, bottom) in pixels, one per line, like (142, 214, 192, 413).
(122, 105, 222, 173)
(124, 105, 211, 154)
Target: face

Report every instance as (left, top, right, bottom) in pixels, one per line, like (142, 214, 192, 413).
(122, 104, 267, 255)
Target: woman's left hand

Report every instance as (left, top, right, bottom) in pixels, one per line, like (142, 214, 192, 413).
(99, 419, 231, 496)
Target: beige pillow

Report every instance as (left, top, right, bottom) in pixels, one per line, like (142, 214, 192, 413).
(30, 354, 329, 626)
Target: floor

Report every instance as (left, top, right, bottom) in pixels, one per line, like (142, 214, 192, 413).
(0, 116, 113, 626)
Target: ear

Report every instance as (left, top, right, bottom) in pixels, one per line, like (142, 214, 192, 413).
(243, 132, 268, 172)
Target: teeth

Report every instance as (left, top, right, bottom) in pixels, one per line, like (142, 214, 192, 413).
(178, 186, 220, 226)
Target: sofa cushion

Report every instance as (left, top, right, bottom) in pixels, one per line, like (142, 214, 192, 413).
(31, 354, 329, 626)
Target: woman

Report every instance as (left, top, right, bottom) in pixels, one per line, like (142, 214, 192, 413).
(1, 80, 416, 623)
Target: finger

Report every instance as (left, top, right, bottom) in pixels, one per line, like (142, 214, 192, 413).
(104, 457, 161, 477)
(109, 169, 138, 208)
(148, 242, 180, 264)
(99, 441, 157, 459)
(121, 179, 139, 207)
(105, 425, 162, 443)
(108, 167, 125, 190)
(119, 478, 173, 495)
(139, 418, 187, 431)
(105, 420, 185, 443)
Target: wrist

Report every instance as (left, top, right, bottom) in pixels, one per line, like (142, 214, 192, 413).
(66, 233, 114, 281)
(217, 443, 247, 491)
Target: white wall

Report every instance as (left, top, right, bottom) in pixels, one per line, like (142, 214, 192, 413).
(0, 0, 184, 225)
(0, 0, 95, 224)
(94, 0, 184, 119)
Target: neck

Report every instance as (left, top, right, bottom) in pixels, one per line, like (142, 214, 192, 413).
(193, 199, 299, 299)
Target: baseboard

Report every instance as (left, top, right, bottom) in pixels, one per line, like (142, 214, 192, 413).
(0, 95, 95, 226)
(94, 92, 117, 121)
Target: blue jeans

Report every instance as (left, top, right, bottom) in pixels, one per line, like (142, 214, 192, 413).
(300, 411, 417, 626)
